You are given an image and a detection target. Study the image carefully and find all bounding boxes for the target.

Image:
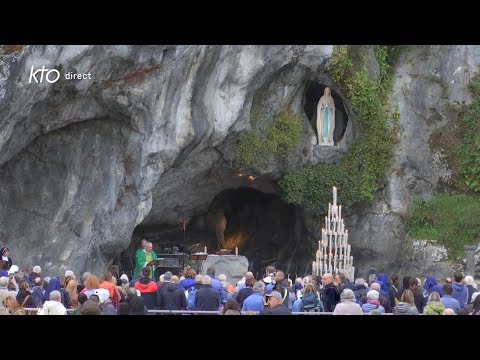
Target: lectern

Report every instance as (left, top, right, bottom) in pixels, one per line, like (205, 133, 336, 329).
(190, 253, 208, 274)
(146, 258, 165, 281)
(146, 259, 165, 267)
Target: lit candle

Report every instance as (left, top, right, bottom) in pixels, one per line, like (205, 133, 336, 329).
(235, 247, 238, 256)
(204, 246, 207, 253)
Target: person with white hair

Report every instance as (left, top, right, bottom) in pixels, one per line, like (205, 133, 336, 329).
(361, 290, 385, 313)
(354, 278, 368, 304)
(27, 266, 42, 284)
(242, 281, 265, 313)
(333, 289, 363, 315)
(293, 277, 303, 299)
(458, 291, 480, 315)
(38, 290, 67, 315)
(194, 275, 221, 311)
(0, 276, 17, 303)
(464, 275, 478, 305)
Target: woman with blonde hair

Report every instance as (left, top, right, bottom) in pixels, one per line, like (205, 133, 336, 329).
(423, 291, 445, 315)
(394, 289, 419, 315)
(3, 295, 25, 315)
(299, 284, 323, 312)
(66, 279, 79, 308)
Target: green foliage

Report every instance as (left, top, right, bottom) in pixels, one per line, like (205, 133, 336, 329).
(460, 77, 480, 192)
(431, 75, 480, 192)
(384, 45, 411, 67)
(406, 194, 480, 258)
(232, 106, 302, 173)
(280, 45, 399, 210)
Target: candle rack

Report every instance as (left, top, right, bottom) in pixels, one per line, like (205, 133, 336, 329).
(312, 186, 355, 281)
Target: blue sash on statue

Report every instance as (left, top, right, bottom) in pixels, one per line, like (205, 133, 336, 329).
(322, 107, 329, 138)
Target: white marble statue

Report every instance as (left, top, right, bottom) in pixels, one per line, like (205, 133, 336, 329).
(316, 87, 335, 146)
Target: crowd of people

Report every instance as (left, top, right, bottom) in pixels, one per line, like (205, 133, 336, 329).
(1, 257, 479, 315)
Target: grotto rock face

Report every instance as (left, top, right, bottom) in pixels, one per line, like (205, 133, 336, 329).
(2, 45, 479, 278)
(349, 46, 480, 278)
(0, 45, 333, 275)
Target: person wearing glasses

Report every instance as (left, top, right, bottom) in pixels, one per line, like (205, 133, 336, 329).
(321, 273, 340, 312)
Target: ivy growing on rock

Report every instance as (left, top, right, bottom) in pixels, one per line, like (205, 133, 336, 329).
(232, 106, 302, 173)
(279, 45, 399, 210)
(459, 76, 480, 192)
(429, 75, 480, 192)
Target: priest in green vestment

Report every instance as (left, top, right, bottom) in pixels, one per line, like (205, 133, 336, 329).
(134, 242, 158, 280)
(144, 242, 158, 280)
(134, 241, 158, 280)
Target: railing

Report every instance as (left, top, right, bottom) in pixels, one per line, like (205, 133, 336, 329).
(23, 308, 394, 315)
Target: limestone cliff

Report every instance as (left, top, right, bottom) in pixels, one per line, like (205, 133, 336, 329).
(1, 45, 478, 278)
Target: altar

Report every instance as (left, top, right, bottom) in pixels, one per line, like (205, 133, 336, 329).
(200, 255, 249, 287)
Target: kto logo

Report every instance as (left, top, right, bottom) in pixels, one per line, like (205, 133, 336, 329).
(29, 65, 60, 83)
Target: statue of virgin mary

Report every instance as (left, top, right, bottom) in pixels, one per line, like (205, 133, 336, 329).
(316, 87, 335, 146)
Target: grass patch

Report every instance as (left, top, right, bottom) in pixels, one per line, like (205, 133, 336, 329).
(406, 194, 480, 258)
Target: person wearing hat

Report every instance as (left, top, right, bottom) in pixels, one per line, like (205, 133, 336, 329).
(0, 247, 12, 271)
(261, 290, 292, 315)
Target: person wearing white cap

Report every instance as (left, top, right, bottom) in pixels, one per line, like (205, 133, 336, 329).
(261, 290, 292, 315)
(95, 288, 116, 315)
(7, 265, 19, 275)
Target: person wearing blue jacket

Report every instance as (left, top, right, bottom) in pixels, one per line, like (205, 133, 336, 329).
(440, 283, 461, 313)
(452, 272, 467, 308)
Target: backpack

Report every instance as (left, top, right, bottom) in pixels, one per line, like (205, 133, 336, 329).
(186, 286, 197, 310)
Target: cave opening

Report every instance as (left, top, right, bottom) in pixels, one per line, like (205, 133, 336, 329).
(123, 185, 312, 279)
(206, 187, 310, 276)
(303, 81, 349, 144)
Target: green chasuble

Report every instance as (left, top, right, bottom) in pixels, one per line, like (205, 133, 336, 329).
(134, 249, 158, 279)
